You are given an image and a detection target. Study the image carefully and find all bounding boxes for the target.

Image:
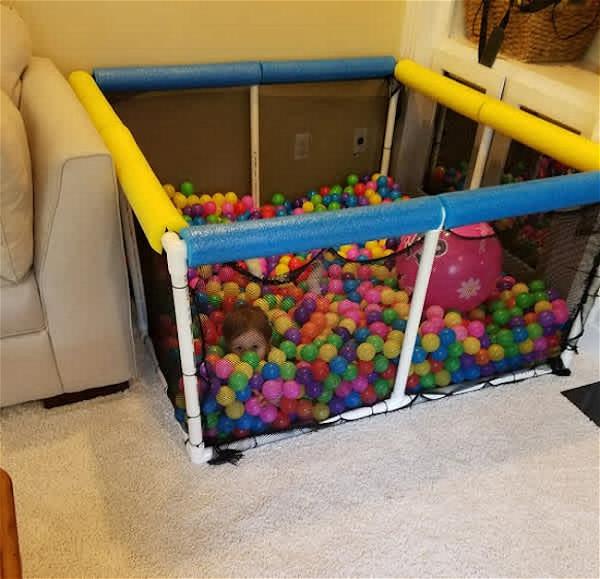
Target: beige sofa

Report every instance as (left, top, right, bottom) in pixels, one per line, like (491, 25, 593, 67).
(0, 6, 134, 407)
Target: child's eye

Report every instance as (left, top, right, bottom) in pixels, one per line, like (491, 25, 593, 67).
(251, 345, 258, 350)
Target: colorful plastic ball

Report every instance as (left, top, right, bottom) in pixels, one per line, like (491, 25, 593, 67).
(216, 386, 236, 406)
(462, 336, 481, 355)
(261, 362, 280, 380)
(426, 305, 445, 320)
(434, 369, 451, 387)
(366, 335, 384, 353)
(464, 366, 481, 381)
(438, 328, 456, 346)
(260, 404, 278, 423)
(383, 340, 401, 359)
(451, 370, 465, 384)
(420, 373, 436, 389)
(444, 357, 461, 373)
(527, 323, 543, 340)
(214, 359, 234, 380)
(228, 371, 249, 392)
(512, 326, 529, 343)
(180, 181, 195, 196)
(300, 343, 318, 362)
(467, 320, 485, 338)
(488, 344, 505, 362)
(284, 328, 302, 345)
(421, 333, 441, 353)
(280, 361, 296, 380)
(262, 379, 283, 401)
(357, 342, 376, 361)
(225, 400, 245, 420)
(492, 309, 511, 326)
(240, 351, 260, 369)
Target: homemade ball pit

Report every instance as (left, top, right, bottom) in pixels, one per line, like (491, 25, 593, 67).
(68, 57, 600, 463)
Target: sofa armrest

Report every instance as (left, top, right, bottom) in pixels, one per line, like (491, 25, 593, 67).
(19, 57, 133, 391)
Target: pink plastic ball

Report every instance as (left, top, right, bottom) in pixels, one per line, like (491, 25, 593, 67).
(245, 398, 262, 416)
(467, 320, 485, 338)
(357, 281, 373, 296)
(328, 279, 344, 294)
(346, 247, 360, 260)
(553, 307, 570, 325)
(241, 195, 254, 210)
(204, 201, 217, 215)
(366, 180, 377, 190)
(396, 223, 502, 311)
(426, 305, 445, 320)
(357, 265, 372, 280)
(262, 379, 282, 401)
(214, 359, 234, 380)
(453, 325, 468, 341)
(338, 300, 355, 316)
(282, 380, 301, 399)
(218, 266, 236, 282)
(335, 381, 353, 398)
(328, 264, 343, 279)
(260, 404, 278, 423)
(369, 321, 389, 339)
(365, 289, 381, 304)
(533, 337, 548, 352)
(293, 208, 304, 215)
(222, 202, 234, 215)
(420, 320, 438, 335)
(345, 309, 362, 324)
(430, 318, 445, 332)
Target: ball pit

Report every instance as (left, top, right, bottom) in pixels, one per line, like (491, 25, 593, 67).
(160, 172, 568, 444)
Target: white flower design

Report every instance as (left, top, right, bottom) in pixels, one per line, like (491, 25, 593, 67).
(457, 277, 481, 301)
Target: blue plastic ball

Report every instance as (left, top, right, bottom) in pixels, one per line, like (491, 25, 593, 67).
(439, 327, 456, 346)
(392, 318, 407, 331)
(412, 346, 427, 363)
(236, 413, 253, 431)
(512, 326, 529, 343)
(493, 359, 509, 373)
(345, 391, 362, 409)
(236, 387, 252, 402)
(201, 397, 218, 414)
(329, 356, 348, 375)
(377, 175, 388, 189)
(354, 327, 370, 342)
(464, 365, 481, 381)
(431, 346, 448, 362)
(262, 362, 280, 380)
(451, 370, 465, 384)
(217, 415, 234, 434)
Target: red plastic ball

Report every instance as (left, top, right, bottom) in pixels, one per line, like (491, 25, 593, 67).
(358, 360, 374, 376)
(381, 364, 397, 380)
(429, 359, 444, 374)
(296, 400, 314, 421)
(234, 201, 246, 215)
(272, 412, 291, 430)
(407, 374, 420, 389)
(260, 204, 276, 218)
(279, 398, 298, 416)
(289, 257, 304, 270)
(360, 385, 378, 405)
(311, 359, 330, 382)
(320, 186, 330, 196)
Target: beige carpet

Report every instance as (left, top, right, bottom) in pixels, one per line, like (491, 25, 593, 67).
(1, 342, 598, 579)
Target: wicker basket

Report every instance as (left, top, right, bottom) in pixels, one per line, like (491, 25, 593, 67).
(465, 0, 600, 63)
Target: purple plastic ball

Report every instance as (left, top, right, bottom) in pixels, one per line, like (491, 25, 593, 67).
(547, 288, 561, 301)
(480, 362, 496, 377)
(303, 297, 317, 313)
(543, 325, 556, 337)
(294, 307, 310, 325)
(192, 204, 203, 217)
(248, 374, 264, 390)
(480, 334, 491, 349)
(358, 196, 369, 206)
(334, 327, 352, 343)
(367, 372, 379, 384)
(460, 354, 476, 369)
(509, 317, 525, 328)
(296, 367, 313, 385)
(340, 346, 356, 362)
(522, 352, 536, 365)
(306, 382, 323, 399)
(329, 397, 346, 415)
(284, 328, 301, 345)
(538, 311, 556, 327)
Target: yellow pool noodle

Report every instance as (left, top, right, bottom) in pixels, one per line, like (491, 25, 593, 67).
(394, 59, 491, 122)
(68, 71, 186, 252)
(395, 59, 600, 173)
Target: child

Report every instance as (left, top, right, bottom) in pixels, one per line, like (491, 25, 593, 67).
(222, 305, 272, 360)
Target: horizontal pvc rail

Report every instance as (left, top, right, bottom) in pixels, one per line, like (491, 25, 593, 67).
(181, 196, 444, 267)
(93, 57, 396, 92)
(69, 71, 187, 252)
(439, 171, 600, 228)
(394, 59, 600, 173)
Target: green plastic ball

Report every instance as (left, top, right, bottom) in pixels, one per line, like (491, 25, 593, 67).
(382, 308, 398, 325)
(444, 357, 461, 373)
(366, 335, 384, 353)
(228, 371, 248, 392)
(324, 374, 341, 390)
(347, 174, 359, 186)
(279, 340, 297, 360)
(529, 279, 546, 292)
(504, 343, 520, 358)
(263, 294, 277, 308)
(343, 363, 358, 381)
(205, 412, 220, 429)
(328, 201, 341, 211)
(271, 192, 286, 206)
(180, 181, 195, 196)
(313, 338, 326, 349)
(532, 290, 548, 303)
(373, 355, 389, 373)
(489, 299, 505, 312)
(327, 334, 343, 349)
(315, 204, 327, 212)
(281, 297, 295, 312)
(420, 373, 436, 389)
(317, 389, 334, 404)
(241, 350, 260, 369)
(516, 292, 533, 310)
(206, 214, 219, 224)
(527, 322, 543, 340)
(280, 361, 296, 380)
(496, 329, 515, 347)
(330, 184, 343, 195)
(208, 294, 222, 308)
(509, 306, 524, 318)
(493, 309, 511, 326)
(374, 378, 391, 398)
(312, 194, 323, 205)
(486, 323, 500, 335)
(301, 343, 318, 362)
(447, 342, 464, 358)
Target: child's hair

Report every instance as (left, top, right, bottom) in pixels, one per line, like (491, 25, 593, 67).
(222, 305, 272, 348)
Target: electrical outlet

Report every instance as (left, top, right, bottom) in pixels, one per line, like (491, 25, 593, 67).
(353, 128, 368, 155)
(294, 133, 311, 160)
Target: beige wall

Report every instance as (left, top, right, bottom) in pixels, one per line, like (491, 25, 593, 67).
(8, 0, 405, 74)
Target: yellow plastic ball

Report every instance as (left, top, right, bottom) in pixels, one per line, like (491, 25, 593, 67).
(434, 370, 451, 387)
(216, 386, 235, 407)
(224, 191, 238, 204)
(280, 255, 291, 265)
(172, 193, 188, 210)
(383, 340, 401, 359)
(444, 311, 463, 327)
(213, 192, 225, 207)
(512, 282, 529, 295)
(421, 333, 441, 353)
(365, 240, 378, 250)
(198, 265, 213, 279)
(357, 342, 376, 362)
(500, 290, 513, 303)
(365, 188, 376, 198)
(225, 400, 244, 420)
(163, 183, 176, 197)
(342, 262, 358, 275)
(325, 313, 339, 328)
(488, 344, 505, 362)
(387, 330, 404, 344)
(246, 282, 261, 302)
(224, 353, 241, 366)
(236, 362, 254, 379)
(339, 318, 356, 334)
(463, 336, 481, 355)
(371, 172, 382, 181)
(268, 348, 286, 365)
(274, 263, 290, 276)
(302, 201, 314, 213)
(413, 360, 431, 376)
(206, 280, 222, 296)
(395, 291, 409, 304)
(253, 298, 269, 312)
(312, 402, 330, 422)
(319, 343, 338, 362)
(534, 300, 552, 313)
(274, 316, 293, 335)
(381, 288, 395, 305)
(394, 303, 410, 318)
(199, 194, 212, 204)
(370, 193, 382, 205)
(223, 282, 240, 298)
(519, 339, 534, 354)
(187, 194, 201, 205)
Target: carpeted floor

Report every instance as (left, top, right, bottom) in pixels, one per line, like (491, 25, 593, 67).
(1, 342, 598, 579)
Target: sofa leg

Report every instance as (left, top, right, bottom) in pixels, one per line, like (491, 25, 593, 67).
(43, 381, 129, 409)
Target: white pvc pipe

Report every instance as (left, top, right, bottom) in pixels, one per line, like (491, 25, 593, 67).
(469, 125, 494, 190)
(380, 90, 399, 176)
(390, 227, 443, 403)
(250, 85, 260, 206)
(119, 195, 149, 338)
(162, 232, 212, 463)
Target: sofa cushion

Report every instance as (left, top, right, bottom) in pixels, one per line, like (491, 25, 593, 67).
(0, 272, 44, 338)
(0, 5, 31, 106)
(1, 89, 33, 283)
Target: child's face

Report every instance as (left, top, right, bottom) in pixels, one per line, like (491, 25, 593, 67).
(230, 329, 268, 360)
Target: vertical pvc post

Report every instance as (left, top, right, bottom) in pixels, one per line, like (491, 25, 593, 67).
(468, 125, 494, 190)
(390, 227, 443, 405)
(380, 90, 399, 176)
(162, 232, 212, 463)
(250, 85, 260, 207)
